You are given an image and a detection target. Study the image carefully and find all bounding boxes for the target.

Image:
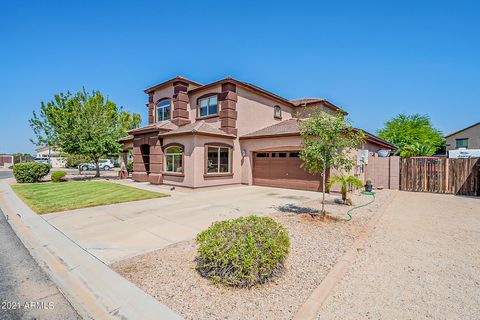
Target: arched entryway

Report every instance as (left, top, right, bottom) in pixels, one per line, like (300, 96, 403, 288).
(140, 144, 150, 173)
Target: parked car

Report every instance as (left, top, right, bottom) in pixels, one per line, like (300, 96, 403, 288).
(33, 157, 50, 165)
(80, 159, 114, 171)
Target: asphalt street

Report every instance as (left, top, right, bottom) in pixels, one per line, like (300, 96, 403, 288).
(0, 175, 80, 319)
(0, 171, 12, 180)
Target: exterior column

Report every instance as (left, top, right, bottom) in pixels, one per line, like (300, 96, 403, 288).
(148, 93, 155, 124)
(219, 81, 238, 135)
(171, 80, 191, 126)
(148, 135, 164, 185)
(118, 151, 129, 179)
(132, 135, 149, 182)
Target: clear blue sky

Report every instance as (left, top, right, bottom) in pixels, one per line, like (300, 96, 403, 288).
(1, 0, 479, 154)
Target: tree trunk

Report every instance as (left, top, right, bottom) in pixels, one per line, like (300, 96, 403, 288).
(321, 166, 326, 221)
(48, 146, 51, 166)
(95, 159, 100, 178)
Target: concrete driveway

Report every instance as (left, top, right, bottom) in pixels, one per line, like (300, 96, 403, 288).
(43, 184, 319, 264)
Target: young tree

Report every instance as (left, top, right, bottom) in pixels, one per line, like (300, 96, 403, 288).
(29, 95, 68, 164)
(299, 112, 365, 220)
(377, 113, 444, 157)
(30, 89, 141, 177)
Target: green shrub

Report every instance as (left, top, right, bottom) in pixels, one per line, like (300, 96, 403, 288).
(127, 160, 133, 173)
(195, 216, 290, 288)
(51, 170, 67, 182)
(12, 162, 50, 183)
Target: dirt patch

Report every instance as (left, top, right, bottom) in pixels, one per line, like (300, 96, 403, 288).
(112, 190, 393, 320)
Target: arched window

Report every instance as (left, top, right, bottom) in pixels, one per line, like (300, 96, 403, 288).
(274, 105, 282, 119)
(164, 146, 183, 173)
(156, 99, 171, 122)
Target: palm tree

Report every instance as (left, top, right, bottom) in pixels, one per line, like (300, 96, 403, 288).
(327, 174, 364, 203)
(400, 142, 436, 158)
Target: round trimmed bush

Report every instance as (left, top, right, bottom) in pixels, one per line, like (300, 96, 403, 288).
(51, 170, 67, 182)
(12, 162, 50, 183)
(195, 216, 290, 288)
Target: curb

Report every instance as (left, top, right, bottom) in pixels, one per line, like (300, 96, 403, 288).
(0, 181, 182, 320)
(293, 191, 398, 320)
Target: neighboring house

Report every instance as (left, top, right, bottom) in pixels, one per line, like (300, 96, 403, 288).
(119, 76, 395, 191)
(445, 122, 480, 151)
(35, 146, 66, 168)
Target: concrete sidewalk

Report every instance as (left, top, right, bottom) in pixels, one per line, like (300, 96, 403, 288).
(0, 181, 182, 320)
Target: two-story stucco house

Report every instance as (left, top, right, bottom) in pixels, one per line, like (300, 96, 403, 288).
(119, 76, 395, 191)
(445, 122, 480, 151)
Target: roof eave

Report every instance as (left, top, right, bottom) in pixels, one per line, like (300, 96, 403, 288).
(159, 131, 236, 139)
(239, 132, 300, 140)
(444, 121, 480, 138)
(144, 76, 203, 94)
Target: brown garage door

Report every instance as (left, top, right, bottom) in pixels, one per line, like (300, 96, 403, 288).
(253, 151, 325, 192)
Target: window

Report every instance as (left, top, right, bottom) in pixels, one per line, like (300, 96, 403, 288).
(199, 95, 218, 117)
(164, 146, 183, 173)
(274, 106, 282, 119)
(456, 138, 468, 148)
(206, 146, 231, 174)
(156, 100, 171, 122)
(256, 153, 269, 158)
(289, 152, 300, 157)
(271, 152, 286, 157)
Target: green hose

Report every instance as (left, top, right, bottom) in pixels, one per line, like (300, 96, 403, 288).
(336, 191, 376, 222)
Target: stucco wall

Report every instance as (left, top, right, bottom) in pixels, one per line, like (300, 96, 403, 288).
(365, 155, 400, 189)
(235, 88, 294, 136)
(446, 124, 480, 150)
(239, 136, 305, 185)
(187, 85, 222, 126)
(161, 135, 195, 187)
(152, 86, 175, 104)
(161, 135, 241, 188)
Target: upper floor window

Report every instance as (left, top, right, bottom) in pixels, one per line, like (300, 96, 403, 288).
(157, 100, 171, 122)
(164, 146, 183, 173)
(199, 95, 218, 117)
(456, 138, 468, 148)
(274, 105, 282, 119)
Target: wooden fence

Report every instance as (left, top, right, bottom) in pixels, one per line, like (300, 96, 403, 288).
(400, 157, 480, 196)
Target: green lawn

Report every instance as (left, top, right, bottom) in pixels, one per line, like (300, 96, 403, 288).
(12, 181, 169, 214)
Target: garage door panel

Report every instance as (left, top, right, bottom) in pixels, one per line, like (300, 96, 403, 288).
(253, 151, 323, 192)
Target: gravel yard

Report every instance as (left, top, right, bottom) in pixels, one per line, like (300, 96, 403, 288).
(112, 190, 394, 320)
(318, 191, 480, 319)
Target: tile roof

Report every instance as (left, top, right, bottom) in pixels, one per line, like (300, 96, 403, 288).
(289, 98, 326, 106)
(240, 119, 300, 139)
(159, 120, 236, 138)
(241, 118, 396, 149)
(118, 135, 133, 142)
(144, 76, 203, 94)
(128, 121, 178, 134)
(290, 98, 347, 114)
